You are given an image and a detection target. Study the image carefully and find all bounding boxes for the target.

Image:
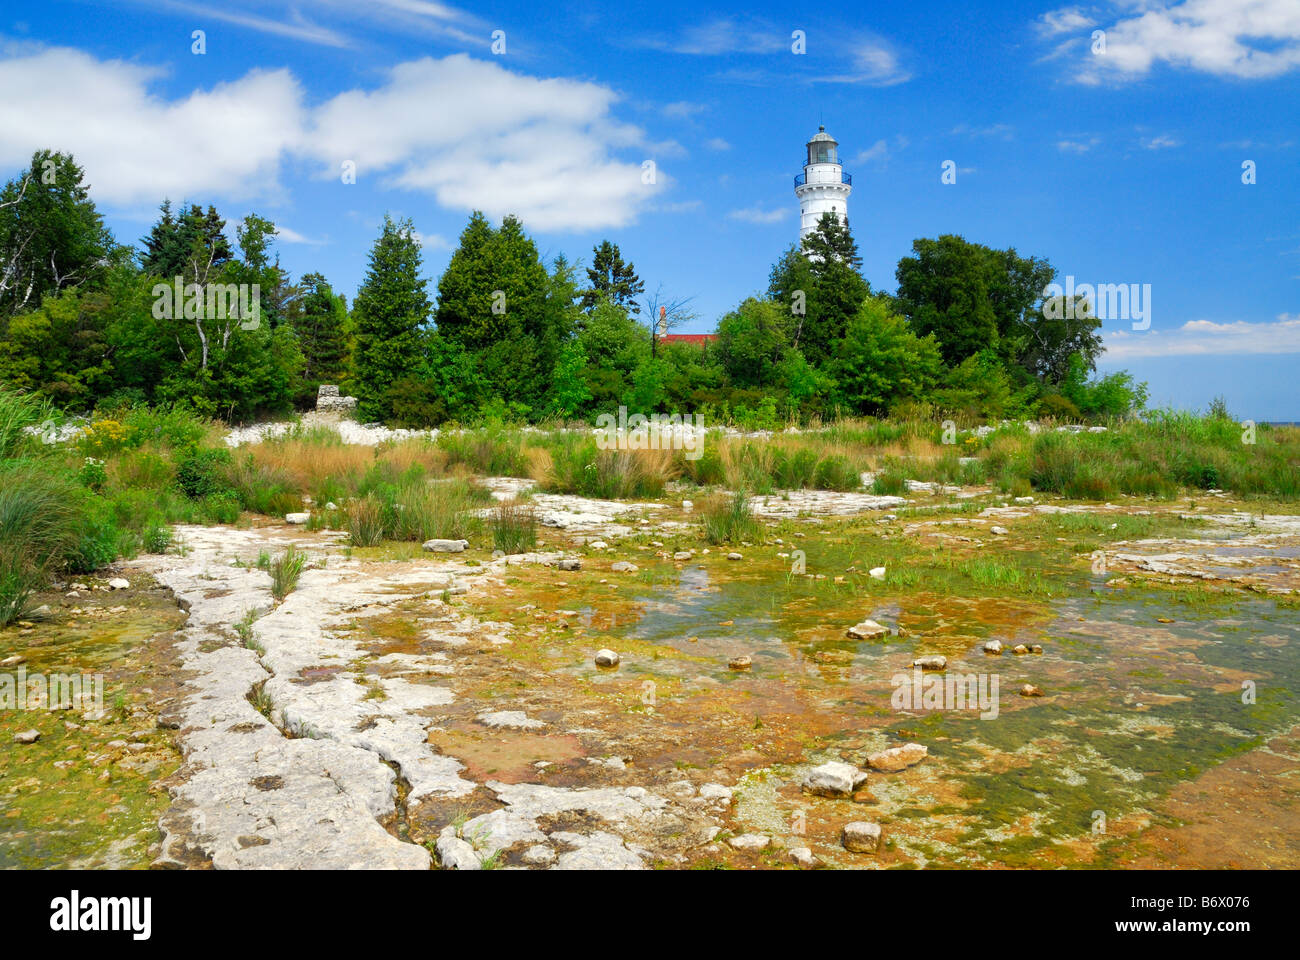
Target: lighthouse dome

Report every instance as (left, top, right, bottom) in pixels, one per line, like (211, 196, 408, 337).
(805, 126, 839, 165)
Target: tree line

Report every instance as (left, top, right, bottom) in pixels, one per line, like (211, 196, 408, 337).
(0, 149, 1145, 427)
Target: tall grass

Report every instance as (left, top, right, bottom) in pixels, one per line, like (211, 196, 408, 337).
(540, 435, 675, 499)
(700, 490, 765, 545)
(269, 545, 308, 601)
(0, 464, 83, 625)
(491, 501, 537, 554)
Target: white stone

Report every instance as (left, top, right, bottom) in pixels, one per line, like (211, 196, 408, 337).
(610, 561, 638, 573)
(699, 783, 733, 803)
(436, 834, 481, 870)
(423, 538, 469, 553)
(790, 847, 816, 867)
(478, 711, 545, 730)
(727, 833, 771, 852)
(912, 655, 947, 671)
(13, 729, 40, 744)
(847, 619, 889, 640)
(869, 566, 886, 579)
(802, 761, 867, 798)
(990, 525, 1009, 535)
(983, 639, 1003, 655)
(842, 821, 882, 853)
(865, 743, 928, 772)
(107, 577, 130, 590)
(284, 513, 310, 525)
(594, 648, 620, 667)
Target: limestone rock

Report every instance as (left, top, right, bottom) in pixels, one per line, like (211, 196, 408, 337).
(558, 557, 581, 571)
(847, 619, 889, 640)
(727, 552, 743, 561)
(790, 847, 816, 867)
(423, 538, 468, 553)
(13, 729, 40, 744)
(912, 655, 947, 671)
(842, 821, 882, 853)
(594, 648, 620, 667)
(727, 833, 770, 852)
(802, 760, 868, 798)
(990, 525, 1009, 535)
(728, 655, 752, 671)
(1021, 684, 1044, 697)
(284, 513, 310, 525)
(107, 577, 130, 590)
(436, 834, 481, 870)
(983, 639, 1003, 655)
(866, 742, 928, 772)
(610, 561, 638, 573)
(869, 566, 886, 579)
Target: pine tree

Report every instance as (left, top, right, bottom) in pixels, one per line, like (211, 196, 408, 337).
(289, 272, 350, 387)
(581, 240, 644, 314)
(353, 215, 431, 421)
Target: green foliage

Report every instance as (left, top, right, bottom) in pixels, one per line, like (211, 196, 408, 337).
(269, 545, 307, 601)
(0, 151, 116, 319)
(176, 447, 234, 499)
(491, 502, 537, 554)
(581, 240, 644, 314)
(830, 297, 943, 415)
(353, 214, 431, 421)
(700, 490, 763, 545)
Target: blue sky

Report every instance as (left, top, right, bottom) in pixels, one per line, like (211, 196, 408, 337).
(2, 0, 1298, 418)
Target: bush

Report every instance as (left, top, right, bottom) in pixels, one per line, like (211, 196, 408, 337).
(176, 447, 234, 499)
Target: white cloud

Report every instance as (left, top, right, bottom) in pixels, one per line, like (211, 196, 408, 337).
(1037, 7, 1097, 36)
(0, 47, 668, 232)
(1141, 134, 1182, 150)
(304, 55, 667, 231)
(0, 47, 306, 207)
(1057, 137, 1100, 153)
(1041, 0, 1300, 83)
(728, 206, 788, 224)
(636, 18, 787, 55)
(1104, 316, 1300, 358)
(705, 137, 731, 151)
(855, 139, 890, 163)
(275, 226, 325, 245)
(818, 35, 912, 86)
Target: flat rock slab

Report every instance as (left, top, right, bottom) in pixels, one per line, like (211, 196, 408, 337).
(865, 743, 928, 772)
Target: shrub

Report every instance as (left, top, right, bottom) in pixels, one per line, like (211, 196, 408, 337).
(0, 465, 83, 623)
(176, 447, 234, 499)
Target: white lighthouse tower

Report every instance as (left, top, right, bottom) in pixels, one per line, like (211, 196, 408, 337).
(794, 125, 852, 244)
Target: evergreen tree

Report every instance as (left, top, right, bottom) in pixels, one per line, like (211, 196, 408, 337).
(289, 272, 350, 388)
(0, 150, 115, 317)
(581, 240, 644, 314)
(139, 202, 233, 283)
(353, 214, 431, 421)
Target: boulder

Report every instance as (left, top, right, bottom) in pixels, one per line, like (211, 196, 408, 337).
(558, 557, 581, 571)
(610, 561, 639, 573)
(107, 577, 130, 590)
(728, 655, 752, 671)
(594, 648, 620, 667)
(983, 639, 1003, 655)
(13, 729, 40, 744)
(285, 513, 310, 525)
(423, 539, 468, 553)
(912, 655, 947, 671)
(727, 834, 770, 852)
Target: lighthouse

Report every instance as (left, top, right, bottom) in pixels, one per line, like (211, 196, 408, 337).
(794, 126, 852, 243)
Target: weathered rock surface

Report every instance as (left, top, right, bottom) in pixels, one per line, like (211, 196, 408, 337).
(865, 742, 928, 772)
(802, 761, 868, 798)
(847, 619, 889, 640)
(423, 538, 469, 553)
(842, 821, 882, 853)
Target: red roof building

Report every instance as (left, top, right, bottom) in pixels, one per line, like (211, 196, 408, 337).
(659, 333, 717, 347)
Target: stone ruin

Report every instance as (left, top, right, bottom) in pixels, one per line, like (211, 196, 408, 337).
(315, 384, 358, 415)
